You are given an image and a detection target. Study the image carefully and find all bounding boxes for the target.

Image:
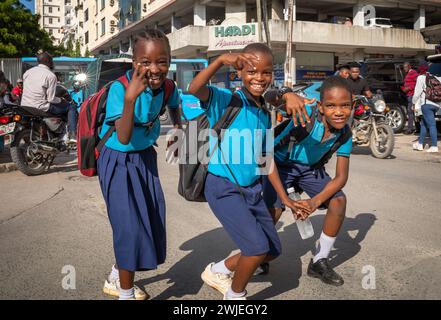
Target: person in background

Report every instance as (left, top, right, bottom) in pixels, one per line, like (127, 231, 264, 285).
(11, 79, 23, 104)
(402, 62, 419, 135)
(337, 65, 350, 79)
(347, 62, 372, 98)
(21, 52, 78, 143)
(412, 62, 441, 153)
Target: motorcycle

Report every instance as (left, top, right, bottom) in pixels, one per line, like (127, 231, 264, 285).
(351, 93, 395, 159)
(0, 85, 78, 176)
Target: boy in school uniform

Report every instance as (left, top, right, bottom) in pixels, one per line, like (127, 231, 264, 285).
(187, 43, 306, 300)
(263, 76, 354, 286)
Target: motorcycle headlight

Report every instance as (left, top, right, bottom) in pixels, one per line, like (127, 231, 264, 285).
(374, 100, 386, 113)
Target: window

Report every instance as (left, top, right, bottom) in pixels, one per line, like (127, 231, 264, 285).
(101, 17, 105, 35)
(101, 0, 105, 11)
(84, 9, 89, 22)
(49, 17, 53, 24)
(85, 31, 89, 44)
(49, 6, 52, 13)
(95, 23, 98, 40)
(95, 0, 98, 15)
(49, 29, 53, 35)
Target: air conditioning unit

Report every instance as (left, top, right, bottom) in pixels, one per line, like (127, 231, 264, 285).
(110, 27, 115, 33)
(110, 0, 115, 7)
(143, 4, 147, 12)
(110, 20, 116, 26)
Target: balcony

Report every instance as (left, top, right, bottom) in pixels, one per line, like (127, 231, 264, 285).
(167, 25, 209, 56)
(269, 20, 435, 52)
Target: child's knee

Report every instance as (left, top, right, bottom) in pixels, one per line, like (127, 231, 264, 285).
(329, 195, 346, 217)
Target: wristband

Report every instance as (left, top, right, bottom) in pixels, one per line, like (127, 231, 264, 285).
(277, 86, 293, 100)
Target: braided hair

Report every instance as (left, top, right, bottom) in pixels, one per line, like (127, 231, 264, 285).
(134, 28, 171, 60)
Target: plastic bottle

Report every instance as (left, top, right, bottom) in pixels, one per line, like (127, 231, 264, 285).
(287, 187, 314, 240)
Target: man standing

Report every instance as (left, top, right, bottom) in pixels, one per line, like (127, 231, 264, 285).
(21, 52, 77, 143)
(347, 62, 372, 98)
(402, 62, 419, 135)
(337, 64, 350, 79)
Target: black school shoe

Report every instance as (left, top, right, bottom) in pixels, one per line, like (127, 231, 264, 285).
(307, 258, 344, 286)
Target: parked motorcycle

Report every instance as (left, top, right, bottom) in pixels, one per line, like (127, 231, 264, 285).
(0, 87, 77, 176)
(352, 93, 395, 158)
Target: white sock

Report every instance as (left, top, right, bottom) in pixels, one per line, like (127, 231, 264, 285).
(119, 287, 135, 300)
(108, 264, 119, 282)
(226, 286, 246, 298)
(313, 231, 336, 263)
(211, 260, 232, 275)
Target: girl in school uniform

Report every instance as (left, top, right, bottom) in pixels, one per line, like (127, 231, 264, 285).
(98, 29, 181, 300)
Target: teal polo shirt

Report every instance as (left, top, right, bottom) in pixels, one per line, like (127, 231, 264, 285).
(274, 105, 352, 166)
(203, 86, 271, 187)
(100, 71, 180, 152)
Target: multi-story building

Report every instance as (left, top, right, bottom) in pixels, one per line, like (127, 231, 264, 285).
(90, 1, 441, 85)
(75, 0, 120, 55)
(35, 1, 119, 55)
(35, 0, 66, 45)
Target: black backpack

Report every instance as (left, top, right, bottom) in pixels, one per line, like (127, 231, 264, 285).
(178, 94, 244, 202)
(274, 108, 352, 169)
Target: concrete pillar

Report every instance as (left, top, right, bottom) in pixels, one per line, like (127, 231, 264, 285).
(284, 0, 296, 21)
(171, 13, 179, 32)
(353, 48, 365, 62)
(225, 0, 246, 24)
(353, 3, 364, 26)
(194, 1, 206, 26)
(272, 0, 284, 20)
(414, 6, 425, 30)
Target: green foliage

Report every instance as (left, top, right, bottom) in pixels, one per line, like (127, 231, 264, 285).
(0, 0, 67, 57)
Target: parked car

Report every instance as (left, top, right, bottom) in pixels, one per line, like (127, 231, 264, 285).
(366, 18, 393, 28)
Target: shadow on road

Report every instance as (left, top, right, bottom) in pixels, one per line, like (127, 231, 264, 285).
(137, 212, 376, 299)
(351, 145, 396, 159)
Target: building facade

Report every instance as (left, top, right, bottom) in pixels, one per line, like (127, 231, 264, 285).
(88, 0, 440, 85)
(35, 0, 66, 45)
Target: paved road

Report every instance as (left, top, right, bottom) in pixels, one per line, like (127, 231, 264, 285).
(0, 133, 440, 300)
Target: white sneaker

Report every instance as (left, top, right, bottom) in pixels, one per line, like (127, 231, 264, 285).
(201, 262, 233, 295)
(426, 146, 439, 153)
(413, 142, 424, 151)
(103, 278, 149, 300)
(223, 288, 247, 300)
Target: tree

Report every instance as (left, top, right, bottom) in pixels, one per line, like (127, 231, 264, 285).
(74, 40, 81, 57)
(0, 0, 65, 57)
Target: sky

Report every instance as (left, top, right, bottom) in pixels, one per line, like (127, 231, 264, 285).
(20, 0, 35, 14)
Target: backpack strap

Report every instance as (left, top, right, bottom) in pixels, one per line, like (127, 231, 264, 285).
(137, 79, 176, 130)
(274, 107, 317, 154)
(311, 125, 352, 170)
(96, 74, 129, 152)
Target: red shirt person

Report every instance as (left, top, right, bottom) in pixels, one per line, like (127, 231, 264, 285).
(11, 78, 23, 103)
(401, 62, 419, 134)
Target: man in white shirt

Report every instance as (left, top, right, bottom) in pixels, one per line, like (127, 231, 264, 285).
(21, 52, 77, 143)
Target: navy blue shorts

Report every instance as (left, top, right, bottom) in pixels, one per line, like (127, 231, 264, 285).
(262, 163, 345, 210)
(204, 173, 281, 257)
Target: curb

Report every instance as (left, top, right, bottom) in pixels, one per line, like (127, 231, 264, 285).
(0, 162, 17, 173)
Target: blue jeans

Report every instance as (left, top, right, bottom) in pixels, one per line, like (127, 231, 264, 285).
(418, 103, 440, 147)
(48, 101, 77, 133)
(407, 95, 415, 131)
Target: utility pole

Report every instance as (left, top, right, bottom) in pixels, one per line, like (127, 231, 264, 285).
(261, 0, 271, 48)
(284, 0, 294, 87)
(256, 0, 263, 42)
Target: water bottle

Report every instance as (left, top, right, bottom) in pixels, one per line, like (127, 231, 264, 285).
(287, 187, 314, 240)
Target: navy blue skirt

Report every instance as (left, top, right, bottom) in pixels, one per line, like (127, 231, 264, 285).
(97, 146, 166, 272)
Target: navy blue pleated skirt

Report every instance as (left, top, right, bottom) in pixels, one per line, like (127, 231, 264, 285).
(97, 146, 166, 272)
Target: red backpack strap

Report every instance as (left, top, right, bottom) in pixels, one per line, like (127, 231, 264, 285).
(161, 79, 176, 109)
(116, 74, 129, 90)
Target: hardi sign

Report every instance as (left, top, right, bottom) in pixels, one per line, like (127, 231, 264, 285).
(215, 24, 256, 37)
(208, 23, 259, 51)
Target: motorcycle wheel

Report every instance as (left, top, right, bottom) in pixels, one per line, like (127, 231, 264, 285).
(10, 129, 47, 176)
(385, 104, 405, 134)
(369, 123, 395, 159)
